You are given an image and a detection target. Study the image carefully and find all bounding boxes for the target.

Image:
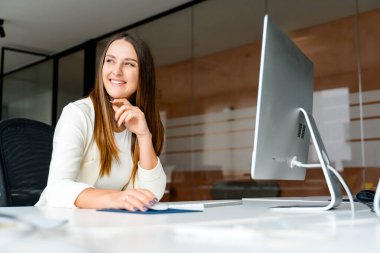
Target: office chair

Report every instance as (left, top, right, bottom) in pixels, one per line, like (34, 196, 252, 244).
(0, 118, 54, 206)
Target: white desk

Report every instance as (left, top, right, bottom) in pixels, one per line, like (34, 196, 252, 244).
(1, 199, 379, 253)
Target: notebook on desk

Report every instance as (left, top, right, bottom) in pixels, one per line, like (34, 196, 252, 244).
(97, 200, 243, 214)
(98, 208, 202, 215)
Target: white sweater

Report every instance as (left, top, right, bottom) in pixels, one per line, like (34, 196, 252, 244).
(36, 98, 166, 208)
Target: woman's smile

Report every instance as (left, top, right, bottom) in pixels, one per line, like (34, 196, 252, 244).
(109, 79, 126, 86)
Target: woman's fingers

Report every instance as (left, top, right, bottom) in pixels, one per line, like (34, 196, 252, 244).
(111, 97, 131, 104)
(111, 98, 131, 109)
(113, 104, 135, 120)
(111, 98, 151, 137)
(119, 195, 138, 211)
(111, 98, 133, 120)
(116, 108, 131, 127)
(121, 194, 147, 212)
(116, 108, 140, 128)
(120, 189, 158, 212)
(136, 188, 157, 201)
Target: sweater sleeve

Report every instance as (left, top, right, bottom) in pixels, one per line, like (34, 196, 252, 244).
(133, 158, 167, 200)
(37, 103, 94, 208)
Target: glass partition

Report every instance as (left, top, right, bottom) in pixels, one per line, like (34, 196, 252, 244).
(2, 49, 47, 74)
(137, 9, 193, 201)
(1, 0, 379, 201)
(2, 60, 53, 124)
(151, 0, 380, 200)
(357, 1, 380, 190)
(187, 0, 265, 200)
(57, 50, 85, 118)
(267, 0, 360, 196)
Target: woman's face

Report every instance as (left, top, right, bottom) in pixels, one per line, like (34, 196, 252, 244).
(102, 39, 139, 100)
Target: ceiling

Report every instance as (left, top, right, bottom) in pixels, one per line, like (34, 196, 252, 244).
(0, 0, 192, 73)
(1, 0, 380, 74)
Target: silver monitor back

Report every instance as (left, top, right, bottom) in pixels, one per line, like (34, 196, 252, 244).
(251, 15, 314, 180)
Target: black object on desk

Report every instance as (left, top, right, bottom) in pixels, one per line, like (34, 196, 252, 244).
(356, 189, 375, 212)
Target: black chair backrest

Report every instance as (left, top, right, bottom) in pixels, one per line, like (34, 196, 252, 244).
(0, 118, 54, 206)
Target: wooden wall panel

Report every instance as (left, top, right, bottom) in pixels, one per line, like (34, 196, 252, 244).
(156, 8, 380, 200)
(156, 8, 380, 118)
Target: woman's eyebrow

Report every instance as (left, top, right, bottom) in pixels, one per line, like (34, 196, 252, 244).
(105, 54, 138, 63)
(124, 58, 138, 63)
(105, 54, 116, 59)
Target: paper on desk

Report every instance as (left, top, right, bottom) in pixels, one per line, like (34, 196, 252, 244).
(168, 200, 242, 210)
(168, 203, 204, 211)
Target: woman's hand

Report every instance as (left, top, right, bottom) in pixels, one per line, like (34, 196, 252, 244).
(111, 98, 151, 138)
(111, 97, 158, 170)
(105, 188, 158, 211)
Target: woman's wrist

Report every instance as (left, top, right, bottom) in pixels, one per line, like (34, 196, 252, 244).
(136, 131, 152, 142)
(136, 131, 157, 170)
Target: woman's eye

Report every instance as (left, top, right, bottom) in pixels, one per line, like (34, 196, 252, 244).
(105, 59, 114, 63)
(125, 62, 135, 67)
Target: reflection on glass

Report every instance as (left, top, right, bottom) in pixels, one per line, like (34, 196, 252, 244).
(310, 88, 351, 171)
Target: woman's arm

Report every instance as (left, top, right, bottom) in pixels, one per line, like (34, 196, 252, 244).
(41, 101, 160, 210)
(112, 98, 167, 200)
(112, 98, 158, 169)
(41, 103, 93, 208)
(134, 159, 167, 201)
(136, 133, 158, 169)
(74, 187, 157, 211)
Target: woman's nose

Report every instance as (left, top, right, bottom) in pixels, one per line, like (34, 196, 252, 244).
(112, 64, 122, 76)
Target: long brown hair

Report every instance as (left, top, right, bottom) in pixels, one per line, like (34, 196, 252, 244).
(89, 33, 164, 186)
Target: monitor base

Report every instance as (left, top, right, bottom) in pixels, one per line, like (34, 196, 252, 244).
(265, 109, 344, 212)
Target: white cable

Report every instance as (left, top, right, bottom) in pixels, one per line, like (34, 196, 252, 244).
(374, 179, 380, 217)
(327, 165, 355, 216)
(291, 159, 355, 217)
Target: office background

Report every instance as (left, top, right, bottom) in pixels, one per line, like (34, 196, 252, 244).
(1, 0, 380, 202)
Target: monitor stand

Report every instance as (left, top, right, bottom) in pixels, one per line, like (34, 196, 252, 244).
(270, 108, 343, 211)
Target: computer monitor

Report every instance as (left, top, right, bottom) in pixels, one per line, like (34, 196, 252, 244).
(251, 15, 343, 211)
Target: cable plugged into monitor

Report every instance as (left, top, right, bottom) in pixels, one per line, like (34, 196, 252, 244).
(290, 157, 355, 218)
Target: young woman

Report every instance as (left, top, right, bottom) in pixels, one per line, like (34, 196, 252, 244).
(36, 33, 166, 211)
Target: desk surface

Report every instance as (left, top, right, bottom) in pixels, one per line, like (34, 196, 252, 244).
(1, 198, 379, 253)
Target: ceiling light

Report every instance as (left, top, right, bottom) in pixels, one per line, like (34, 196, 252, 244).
(0, 19, 5, 38)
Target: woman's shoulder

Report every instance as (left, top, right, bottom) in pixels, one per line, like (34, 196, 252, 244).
(64, 97, 94, 118)
(72, 97, 93, 110)
(57, 97, 95, 133)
